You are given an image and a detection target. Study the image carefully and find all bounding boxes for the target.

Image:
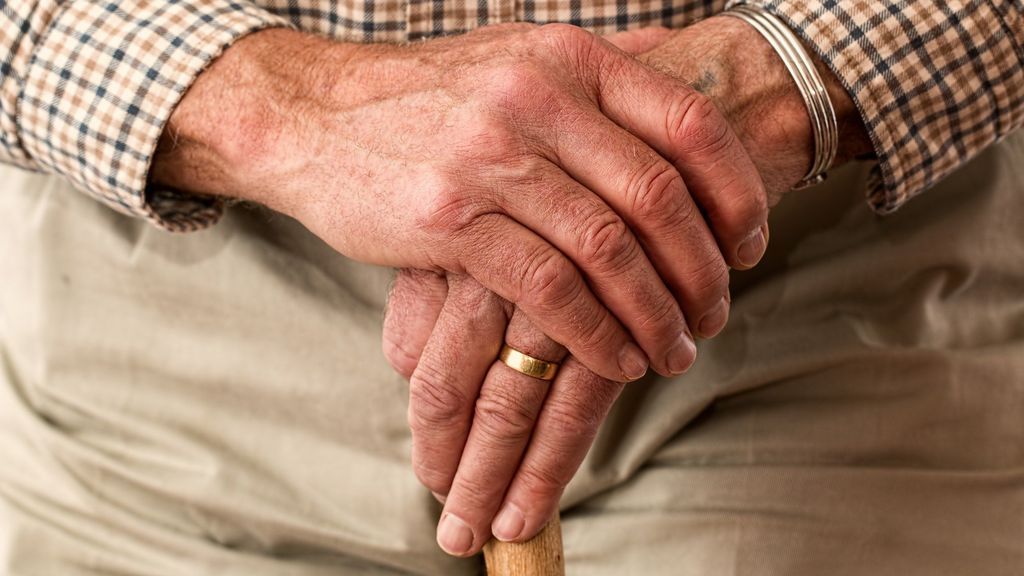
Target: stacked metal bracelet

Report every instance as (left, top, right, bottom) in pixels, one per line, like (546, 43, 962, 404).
(723, 4, 838, 189)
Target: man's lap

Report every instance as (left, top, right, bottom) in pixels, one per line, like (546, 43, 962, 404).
(1, 132, 1022, 574)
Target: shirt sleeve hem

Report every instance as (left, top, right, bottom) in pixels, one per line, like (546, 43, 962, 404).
(16, 0, 292, 232)
(726, 0, 1024, 215)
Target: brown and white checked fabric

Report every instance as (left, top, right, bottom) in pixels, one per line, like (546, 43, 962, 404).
(0, 0, 1021, 230)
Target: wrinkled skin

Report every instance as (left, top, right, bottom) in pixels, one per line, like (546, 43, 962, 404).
(153, 17, 869, 559)
(154, 23, 769, 384)
(382, 19, 871, 557)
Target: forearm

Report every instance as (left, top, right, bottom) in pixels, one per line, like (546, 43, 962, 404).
(152, 17, 873, 214)
(149, 28, 363, 213)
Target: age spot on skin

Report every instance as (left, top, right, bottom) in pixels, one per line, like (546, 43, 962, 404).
(689, 69, 718, 94)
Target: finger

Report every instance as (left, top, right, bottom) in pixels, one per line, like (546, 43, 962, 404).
(537, 103, 730, 343)
(383, 269, 449, 378)
(454, 213, 649, 383)
(436, 309, 566, 557)
(602, 26, 673, 54)
(407, 275, 510, 499)
(495, 162, 693, 376)
(491, 355, 624, 543)
(584, 32, 770, 270)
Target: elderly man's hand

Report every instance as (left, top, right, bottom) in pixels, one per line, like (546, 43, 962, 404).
(383, 16, 874, 558)
(386, 270, 623, 557)
(152, 23, 770, 383)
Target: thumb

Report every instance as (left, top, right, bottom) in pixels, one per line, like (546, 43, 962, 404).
(602, 26, 674, 55)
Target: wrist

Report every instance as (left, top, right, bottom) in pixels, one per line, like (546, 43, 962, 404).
(647, 16, 872, 201)
(149, 28, 364, 210)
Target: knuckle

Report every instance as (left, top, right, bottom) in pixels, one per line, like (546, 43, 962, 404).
(667, 92, 732, 155)
(577, 215, 637, 277)
(517, 249, 620, 360)
(462, 116, 524, 161)
(571, 311, 623, 361)
(392, 268, 444, 299)
(633, 292, 682, 334)
(517, 462, 569, 500)
(536, 23, 594, 51)
(486, 61, 550, 106)
(453, 475, 498, 512)
(449, 277, 504, 322)
(408, 367, 470, 431)
(415, 170, 492, 237)
(543, 402, 602, 444)
(473, 386, 540, 444)
(521, 249, 580, 313)
(482, 58, 571, 126)
(411, 452, 453, 494)
(535, 24, 604, 76)
(626, 159, 687, 222)
(666, 193, 702, 233)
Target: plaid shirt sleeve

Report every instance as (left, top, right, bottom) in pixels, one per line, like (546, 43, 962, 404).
(2, 0, 1022, 230)
(731, 0, 1024, 213)
(0, 0, 289, 231)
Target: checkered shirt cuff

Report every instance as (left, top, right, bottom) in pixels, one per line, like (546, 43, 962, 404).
(14, 0, 290, 231)
(729, 0, 1024, 213)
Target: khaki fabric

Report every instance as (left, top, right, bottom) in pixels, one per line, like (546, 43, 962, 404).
(1, 132, 1023, 575)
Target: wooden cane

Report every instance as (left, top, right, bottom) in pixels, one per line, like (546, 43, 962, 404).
(483, 511, 564, 576)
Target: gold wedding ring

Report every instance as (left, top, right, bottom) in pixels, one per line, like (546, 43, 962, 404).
(498, 345, 559, 381)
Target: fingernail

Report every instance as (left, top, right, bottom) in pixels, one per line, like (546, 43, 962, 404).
(618, 343, 649, 381)
(666, 330, 697, 375)
(697, 295, 729, 338)
(737, 225, 768, 268)
(437, 513, 474, 556)
(431, 491, 447, 504)
(492, 503, 525, 542)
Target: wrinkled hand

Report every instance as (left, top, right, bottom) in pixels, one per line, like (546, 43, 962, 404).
(385, 270, 624, 557)
(153, 23, 770, 383)
(383, 22, 759, 559)
(383, 16, 874, 558)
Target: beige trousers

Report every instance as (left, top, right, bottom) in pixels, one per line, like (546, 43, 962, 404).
(2, 132, 1023, 575)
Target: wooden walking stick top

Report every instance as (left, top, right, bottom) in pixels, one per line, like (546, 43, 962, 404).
(483, 511, 564, 576)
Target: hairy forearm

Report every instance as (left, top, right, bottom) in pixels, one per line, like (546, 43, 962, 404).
(150, 28, 363, 211)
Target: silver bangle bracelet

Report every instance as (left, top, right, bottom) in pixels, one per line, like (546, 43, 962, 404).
(723, 4, 838, 189)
